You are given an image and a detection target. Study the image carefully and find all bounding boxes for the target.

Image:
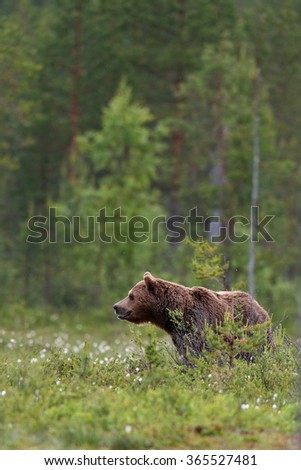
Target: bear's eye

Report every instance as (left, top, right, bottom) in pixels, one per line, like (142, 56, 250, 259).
(129, 293, 134, 301)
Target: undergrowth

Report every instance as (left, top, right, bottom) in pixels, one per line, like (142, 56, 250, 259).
(0, 322, 299, 450)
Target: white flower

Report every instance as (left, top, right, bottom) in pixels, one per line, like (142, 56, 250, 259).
(272, 404, 277, 409)
(125, 425, 132, 433)
(54, 337, 64, 348)
(30, 358, 38, 364)
(1, 390, 6, 397)
(241, 404, 249, 410)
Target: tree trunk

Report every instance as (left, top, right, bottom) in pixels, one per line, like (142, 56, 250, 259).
(248, 69, 261, 297)
(67, 0, 83, 183)
(170, 0, 185, 216)
(208, 71, 227, 242)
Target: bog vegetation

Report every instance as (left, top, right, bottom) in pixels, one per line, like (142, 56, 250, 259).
(0, 243, 300, 449)
(0, 313, 299, 449)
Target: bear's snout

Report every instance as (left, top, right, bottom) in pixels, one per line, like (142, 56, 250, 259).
(113, 303, 132, 320)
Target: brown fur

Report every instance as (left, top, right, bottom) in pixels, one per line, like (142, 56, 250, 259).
(113, 272, 272, 364)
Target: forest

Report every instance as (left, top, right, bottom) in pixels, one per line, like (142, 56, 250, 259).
(1, 0, 301, 330)
(1, 0, 301, 452)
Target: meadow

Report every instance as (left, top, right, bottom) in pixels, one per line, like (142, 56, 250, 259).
(0, 308, 299, 450)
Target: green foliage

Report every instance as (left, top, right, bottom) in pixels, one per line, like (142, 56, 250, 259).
(0, 0, 300, 331)
(0, 322, 299, 449)
(128, 325, 169, 370)
(203, 312, 271, 367)
(0, 1, 300, 448)
(167, 305, 272, 368)
(188, 239, 229, 289)
(77, 79, 167, 208)
(62, 80, 169, 304)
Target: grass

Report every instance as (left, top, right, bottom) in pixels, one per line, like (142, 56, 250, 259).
(0, 309, 300, 450)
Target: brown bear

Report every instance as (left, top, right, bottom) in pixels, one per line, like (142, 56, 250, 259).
(113, 272, 272, 364)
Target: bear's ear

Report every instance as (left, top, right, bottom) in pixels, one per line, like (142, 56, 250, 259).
(144, 272, 156, 293)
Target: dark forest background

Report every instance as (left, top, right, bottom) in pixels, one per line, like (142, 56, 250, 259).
(1, 0, 300, 332)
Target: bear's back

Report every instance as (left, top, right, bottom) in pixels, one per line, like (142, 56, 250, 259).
(215, 290, 270, 325)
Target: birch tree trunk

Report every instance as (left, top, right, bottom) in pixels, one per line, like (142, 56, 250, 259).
(248, 69, 261, 297)
(209, 71, 226, 242)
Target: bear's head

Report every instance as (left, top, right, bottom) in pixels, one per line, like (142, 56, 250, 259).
(113, 272, 164, 326)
